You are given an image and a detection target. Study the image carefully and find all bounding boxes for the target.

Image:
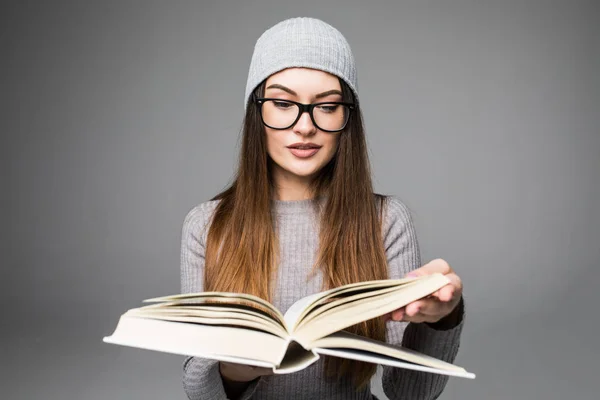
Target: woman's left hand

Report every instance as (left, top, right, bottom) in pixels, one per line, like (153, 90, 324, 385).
(384, 258, 463, 324)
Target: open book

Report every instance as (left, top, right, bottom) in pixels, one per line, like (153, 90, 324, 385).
(103, 273, 475, 379)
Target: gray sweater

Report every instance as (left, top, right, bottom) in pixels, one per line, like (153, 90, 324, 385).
(180, 196, 463, 399)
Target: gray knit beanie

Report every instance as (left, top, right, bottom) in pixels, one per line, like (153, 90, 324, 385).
(244, 17, 358, 109)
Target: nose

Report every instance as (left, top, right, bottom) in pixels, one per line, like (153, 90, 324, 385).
(293, 110, 317, 136)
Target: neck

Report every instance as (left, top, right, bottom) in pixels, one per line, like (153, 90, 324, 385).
(274, 184, 314, 201)
(272, 167, 315, 201)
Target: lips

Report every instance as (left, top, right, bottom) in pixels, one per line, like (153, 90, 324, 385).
(287, 143, 322, 158)
(286, 143, 322, 150)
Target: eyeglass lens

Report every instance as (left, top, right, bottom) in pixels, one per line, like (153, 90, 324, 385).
(261, 100, 349, 131)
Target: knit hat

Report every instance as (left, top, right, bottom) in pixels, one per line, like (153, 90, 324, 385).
(244, 17, 358, 109)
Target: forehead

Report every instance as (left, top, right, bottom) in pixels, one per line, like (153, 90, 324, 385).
(265, 67, 341, 93)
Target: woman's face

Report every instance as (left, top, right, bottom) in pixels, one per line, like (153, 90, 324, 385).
(262, 67, 342, 187)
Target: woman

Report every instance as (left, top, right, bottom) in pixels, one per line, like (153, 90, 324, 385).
(180, 17, 464, 400)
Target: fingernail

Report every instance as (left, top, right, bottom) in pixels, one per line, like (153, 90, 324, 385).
(406, 272, 418, 278)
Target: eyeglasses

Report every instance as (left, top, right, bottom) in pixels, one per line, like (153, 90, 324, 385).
(255, 98, 355, 132)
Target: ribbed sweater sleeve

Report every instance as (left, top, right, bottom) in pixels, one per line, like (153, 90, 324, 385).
(179, 202, 260, 400)
(381, 198, 464, 400)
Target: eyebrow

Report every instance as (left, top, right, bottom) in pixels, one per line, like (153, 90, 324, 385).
(265, 84, 343, 99)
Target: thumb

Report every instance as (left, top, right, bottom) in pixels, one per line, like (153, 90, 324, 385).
(405, 259, 451, 278)
(405, 270, 421, 278)
(404, 267, 426, 278)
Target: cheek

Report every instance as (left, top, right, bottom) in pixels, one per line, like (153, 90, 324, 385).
(324, 136, 340, 159)
(265, 129, 280, 157)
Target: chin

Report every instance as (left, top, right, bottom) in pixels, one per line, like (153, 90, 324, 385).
(285, 165, 322, 178)
(289, 169, 319, 178)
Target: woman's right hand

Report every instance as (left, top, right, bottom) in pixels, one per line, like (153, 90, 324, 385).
(219, 361, 273, 383)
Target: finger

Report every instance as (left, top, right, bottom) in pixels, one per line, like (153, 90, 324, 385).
(430, 273, 461, 301)
(223, 362, 265, 373)
(417, 298, 454, 316)
(237, 365, 273, 376)
(437, 285, 455, 302)
(220, 361, 236, 369)
(410, 298, 437, 315)
(445, 271, 462, 288)
(403, 305, 455, 323)
(405, 300, 425, 317)
(254, 367, 274, 375)
(391, 308, 405, 321)
(404, 258, 453, 278)
(401, 313, 430, 323)
(384, 309, 405, 322)
(428, 284, 454, 302)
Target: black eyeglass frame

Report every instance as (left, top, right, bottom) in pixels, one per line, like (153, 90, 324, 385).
(254, 97, 356, 133)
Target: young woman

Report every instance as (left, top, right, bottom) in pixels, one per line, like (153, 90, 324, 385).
(180, 17, 464, 400)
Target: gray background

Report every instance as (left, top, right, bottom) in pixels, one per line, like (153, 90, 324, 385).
(3, 1, 599, 399)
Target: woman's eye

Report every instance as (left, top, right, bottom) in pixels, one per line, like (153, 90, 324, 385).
(318, 104, 339, 113)
(273, 101, 293, 109)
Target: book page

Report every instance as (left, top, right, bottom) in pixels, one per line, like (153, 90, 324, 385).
(145, 300, 282, 325)
(283, 278, 417, 331)
(314, 348, 475, 379)
(312, 331, 469, 373)
(137, 303, 284, 330)
(295, 284, 413, 330)
(143, 293, 287, 328)
(126, 309, 288, 338)
(103, 315, 289, 367)
(272, 341, 320, 374)
(294, 274, 450, 344)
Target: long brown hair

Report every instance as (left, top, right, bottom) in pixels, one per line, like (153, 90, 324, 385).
(204, 78, 389, 389)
